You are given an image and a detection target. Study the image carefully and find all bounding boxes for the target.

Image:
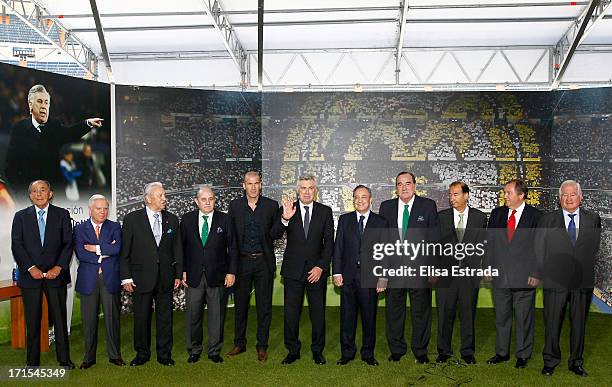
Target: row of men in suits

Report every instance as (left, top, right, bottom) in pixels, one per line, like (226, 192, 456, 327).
(11, 174, 600, 378)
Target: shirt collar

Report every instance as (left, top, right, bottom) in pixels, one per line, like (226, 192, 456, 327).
(31, 116, 43, 131)
(453, 206, 468, 217)
(562, 207, 580, 218)
(299, 201, 314, 210)
(145, 206, 160, 218)
(90, 218, 104, 229)
(399, 195, 415, 208)
(34, 204, 49, 213)
(243, 195, 260, 207)
(199, 209, 214, 219)
(356, 210, 370, 221)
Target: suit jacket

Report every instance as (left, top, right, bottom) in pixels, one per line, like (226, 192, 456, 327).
(4, 118, 91, 187)
(11, 204, 73, 288)
(535, 208, 601, 288)
(332, 211, 389, 286)
(276, 201, 334, 281)
(74, 218, 122, 295)
(119, 207, 182, 293)
(228, 195, 283, 274)
(378, 195, 440, 287)
(437, 207, 488, 288)
(486, 204, 542, 288)
(181, 209, 239, 288)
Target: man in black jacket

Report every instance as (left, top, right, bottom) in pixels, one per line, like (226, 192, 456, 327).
(485, 179, 542, 369)
(536, 180, 601, 377)
(4, 84, 103, 189)
(436, 181, 487, 364)
(120, 182, 182, 366)
(11, 180, 74, 368)
(378, 171, 440, 364)
(181, 186, 238, 364)
(277, 174, 334, 365)
(226, 171, 283, 362)
(333, 185, 388, 366)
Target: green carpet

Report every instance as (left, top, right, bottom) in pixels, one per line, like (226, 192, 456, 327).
(0, 307, 610, 386)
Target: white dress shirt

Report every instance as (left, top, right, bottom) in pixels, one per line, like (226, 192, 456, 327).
(453, 207, 469, 229)
(333, 210, 371, 278)
(507, 201, 526, 229)
(198, 210, 214, 235)
(396, 195, 415, 231)
(281, 201, 313, 226)
(29, 204, 49, 271)
(562, 207, 580, 238)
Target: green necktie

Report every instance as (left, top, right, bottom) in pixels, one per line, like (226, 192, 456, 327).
(201, 215, 209, 246)
(402, 204, 410, 239)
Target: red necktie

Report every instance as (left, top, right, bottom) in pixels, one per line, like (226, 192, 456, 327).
(507, 209, 517, 242)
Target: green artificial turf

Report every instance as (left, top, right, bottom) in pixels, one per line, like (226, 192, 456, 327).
(0, 307, 610, 386)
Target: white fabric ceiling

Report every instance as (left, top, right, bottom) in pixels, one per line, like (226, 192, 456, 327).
(21, 0, 612, 88)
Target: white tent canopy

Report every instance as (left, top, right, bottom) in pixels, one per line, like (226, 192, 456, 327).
(2, 0, 612, 90)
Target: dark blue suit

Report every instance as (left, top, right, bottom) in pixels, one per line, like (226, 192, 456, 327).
(74, 219, 121, 295)
(333, 211, 388, 360)
(74, 218, 123, 363)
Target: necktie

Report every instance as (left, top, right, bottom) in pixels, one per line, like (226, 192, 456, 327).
(95, 224, 102, 274)
(359, 215, 365, 237)
(507, 209, 517, 242)
(568, 213, 577, 247)
(303, 206, 310, 239)
(402, 204, 410, 240)
(201, 215, 209, 246)
(456, 213, 465, 242)
(153, 213, 162, 246)
(37, 209, 45, 246)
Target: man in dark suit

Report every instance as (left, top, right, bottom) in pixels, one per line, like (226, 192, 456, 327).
(333, 185, 388, 366)
(74, 194, 124, 369)
(120, 182, 182, 366)
(11, 180, 75, 368)
(181, 186, 238, 364)
(4, 84, 103, 189)
(277, 174, 334, 365)
(536, 180, 601, 377)
(435, 181, 487, 365)
(485, 179, 542, 369)
(226, 171, 283, 362)
(378, 171, 440, 364)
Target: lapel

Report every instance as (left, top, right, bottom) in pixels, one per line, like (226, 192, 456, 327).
(292, 201, 306, 241)
(462, 207, 479, 241)
(407, 195, 420, 228)
(516, 204, 531, 229)
(444, 209, 458, 243)
(351, 211, 361, 239)
(28, 206, 43, 247)
(42, 205, 57, 249)
(87, 218, 98, 241)
(140, 208, 158, 248)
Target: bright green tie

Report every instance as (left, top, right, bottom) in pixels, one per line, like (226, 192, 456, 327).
(402, 204, 410, 239)
(201, 215, 209, 246)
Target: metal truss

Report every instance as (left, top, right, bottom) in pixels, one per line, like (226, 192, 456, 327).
(0, 0, 98, 77)
(552, 0, 612, 88)
(201, 0, 248, 88)
(395, 0, 410, 85)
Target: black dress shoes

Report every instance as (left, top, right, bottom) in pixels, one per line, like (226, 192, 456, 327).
(79, 361, 95, 369)
(59, 361, 76, 370)
(362, 357, 379, 366)
(109, 358, 126, 366)
(157, 358, 175, 366)
(208, 355, 223, 363)
(436, 354, 451, 363)
(415, 355, 430, 364)
(461, 355, 476, 364)
(388, 354, 403, 362)
(487, 354, 510, 364)
(336, 357, 352, 365)
(541, 366, 555, 376)
(130, 357, 148, 366)
(313, 353, 326, 365)
(515, 357, 529, 368)
(187, 354, 201, 363)
(569, 365, 588, 377)
(281, 353, 300, 365)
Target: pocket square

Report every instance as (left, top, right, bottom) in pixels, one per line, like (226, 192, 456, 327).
(166, 228, 173, 234)
(216, 227, 223, 233)
(417, 216, 425, 222)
